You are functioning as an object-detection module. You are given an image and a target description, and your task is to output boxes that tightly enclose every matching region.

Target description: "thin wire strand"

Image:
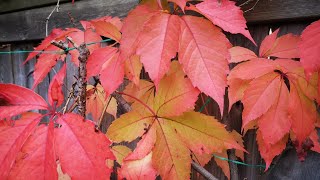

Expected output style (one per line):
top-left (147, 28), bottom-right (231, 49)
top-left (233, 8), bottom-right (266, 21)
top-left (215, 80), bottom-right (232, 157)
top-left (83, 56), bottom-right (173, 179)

top-left (0, 39), bottom-right (113, 55)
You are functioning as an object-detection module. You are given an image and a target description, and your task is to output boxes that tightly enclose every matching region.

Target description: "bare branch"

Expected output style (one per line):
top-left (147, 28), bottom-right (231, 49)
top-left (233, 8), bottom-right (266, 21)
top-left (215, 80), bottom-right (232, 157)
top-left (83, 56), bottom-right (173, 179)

top-left (244, 0), bottom-right (260, 13)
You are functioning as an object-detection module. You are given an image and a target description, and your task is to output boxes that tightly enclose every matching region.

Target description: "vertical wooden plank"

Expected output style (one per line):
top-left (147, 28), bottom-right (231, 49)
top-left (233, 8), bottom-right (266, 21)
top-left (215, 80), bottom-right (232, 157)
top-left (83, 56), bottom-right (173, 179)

top-left (11, 44), bottom-right (28, 87)
top-left (0, 45), bottom-right (14, 83)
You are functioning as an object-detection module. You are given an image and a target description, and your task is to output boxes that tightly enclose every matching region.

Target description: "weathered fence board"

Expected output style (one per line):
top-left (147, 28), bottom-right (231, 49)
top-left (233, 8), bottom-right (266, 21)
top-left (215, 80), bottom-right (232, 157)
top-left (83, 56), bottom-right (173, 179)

top-left (0, 0), bottom-right (138, 42)
top-left (0, 0), bottom-right (70, 14)
top-left (1, 0), bottom-right (320, 42)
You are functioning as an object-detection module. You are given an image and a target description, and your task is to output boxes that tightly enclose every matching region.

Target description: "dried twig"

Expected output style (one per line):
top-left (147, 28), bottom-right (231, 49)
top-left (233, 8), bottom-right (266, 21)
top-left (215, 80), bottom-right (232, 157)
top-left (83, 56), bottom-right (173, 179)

top-left (46, 0), bottom-right (60, 36)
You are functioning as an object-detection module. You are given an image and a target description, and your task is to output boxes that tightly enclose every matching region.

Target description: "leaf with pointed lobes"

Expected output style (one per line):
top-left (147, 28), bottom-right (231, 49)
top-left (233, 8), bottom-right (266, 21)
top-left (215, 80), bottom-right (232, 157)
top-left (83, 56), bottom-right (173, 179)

top-left (119, 5), bottom-right (160, 61)
top-left (260, 30), bottom-right (300, 59)
top-left (86, 46), bottom-right (118, 79)
top-left (55, 113), bottom-right (115, 179)
top-left (178, 15), bottom-right (230, 115)
top-left (299, 20), bottom-right (320, 77)
top-left (154, 63), bottom-right (200, 117)
top-left (242, 72), bottom-right (282, 129)
top-left (169, 112), bottom-right (245, 154)
top-left (228, 58), bottom-right (276, 80)
top-left (81, 16), bottom-right (122, 31)
top-left (228, 46), bottom-right (257, 63)
top-left (90, 20), bottom-right (122, 42)
top-left (86, 84), bottom-right (117, 123)
top-left (120, 152), bottom-right (157, 180)
top-left (8, 122), bottom-right (57, 180)
top-left (259, 29), bottom-right (279, 58)
top-left (100, 52), bottom-right (125, 97)
top-left (288, 81), bottom-right (317, 146)
top-left (153, 119), bottom-right (191, 180)
top-left (123, 80), bottom-right (155, 104)
top-left (187, 0), bottom-right (255, 45)
top-left (258, 79), bottom-right (291, 145)
top-left (32, 45), bottom-right (65, 89)
top-left (25, 28), bottom-right (78, 63)
top-left (0, 84), bottom-right (48, 119)
top-left (257, 130), bottom-right (288, 170)
top-left (124, 55), bottom-right (142, 86)
top-left (48, 63), bottom-right (66, 108)
top-left (136, 13), bottom-right (180, 86)
top-left (0, 113), bottom-right (42, 179)
top-left (68, 29), bottom-right (102, 66)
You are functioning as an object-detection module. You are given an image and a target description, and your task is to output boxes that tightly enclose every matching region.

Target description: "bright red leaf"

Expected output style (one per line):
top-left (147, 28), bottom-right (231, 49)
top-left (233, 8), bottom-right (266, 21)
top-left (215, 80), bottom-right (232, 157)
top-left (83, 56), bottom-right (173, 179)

top-left (8, 122), bottom-right (57, 179)
top-left (90, 20), bottom-right (122, 42)
top-left (120, 5), bottom-right (160, 61)
top-left (299, 20), bottom-right (320, 76)
top-left (229, 46), bottom-right (257, 63)
top-left (188, 0), bottom-right (255, 44)
top-left (55, 113), bottom-right (115, 179)
top-left (0, 84), bottom-right (48, 119)
top-left (178, 15), bottom-right (230, 114)
top-left (0, 113), bottom-right (42, 178)
top-left (48, 63), bottom-right (66, 108)
top-left (136, 13), bottom-right (180, 86)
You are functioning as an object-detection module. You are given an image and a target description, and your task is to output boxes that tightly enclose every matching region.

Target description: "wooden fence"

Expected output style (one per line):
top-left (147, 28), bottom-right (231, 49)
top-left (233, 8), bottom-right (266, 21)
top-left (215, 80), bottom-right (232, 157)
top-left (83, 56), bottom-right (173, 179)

top-left (1, 0), bottom-right (320, 179)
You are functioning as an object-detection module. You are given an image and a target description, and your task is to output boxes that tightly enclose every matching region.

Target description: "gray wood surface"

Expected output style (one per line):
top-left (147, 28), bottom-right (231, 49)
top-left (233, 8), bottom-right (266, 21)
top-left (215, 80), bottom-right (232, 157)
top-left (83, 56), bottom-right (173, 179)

top-left (0, 0), bottom-right (139, 42)
top-left (1, 0), bottom-right (320, 42)
top-left (0, 0), bottom-right (70, 14)
top-left (240, 0), bottom-right (320, 23)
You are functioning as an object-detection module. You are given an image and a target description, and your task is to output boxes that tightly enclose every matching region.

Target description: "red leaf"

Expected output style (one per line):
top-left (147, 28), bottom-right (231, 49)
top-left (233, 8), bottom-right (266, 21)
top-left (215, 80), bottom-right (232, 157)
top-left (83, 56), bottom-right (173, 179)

top-left (136, 13), bottom-right (180, 86)
top-left (90, 21), bottom-right (122, 42)
top-left (228, 58), bottom-right (275, 80)
top-left (0, 84), bottom-right (48, 119)
top-left (48, 63), bottom-right (66, 108)
top-left (55, 113), bottom-right (115, 179)
top-left (189, 0), bottom-right (255, 44)
top-left (100, 52), bottom-right (125, 96)
top-left (310, 130), bottom-right (320, 153)
top-left (257, 130), bottom-right (288, 170)
top-left (228, 46), bottom-right (257, 63)
top-left (33, 45), bottom-right (63, 88)
top-left (0, 113), bottom-right (42, 178)
top-left (258, 79), bottom-right (291, 145)
top-left (120, 5), bottom-right (160, 61)
top-left (227, 78), bottom-right (250, 111)
top-left (259, 29), bottom-right (279, 57)
top-left (266, 33), bottom-right (300, 58)
top-left (178, 15), bottom-right (230, 114)
top-left (120, 153), bottom-right (157, 180)
top-left (8, 122), bottom-right (57, 179)
top-left (242, 72), bottom-right (282, 129)
top-left (299, 20), bottom-right (320, 76)
top-left (288, 81), bottom-right (316, 145)
top-left (86, 46), bottom-right (118, 78)
top-left (25, 29), bottom-right (76, 63)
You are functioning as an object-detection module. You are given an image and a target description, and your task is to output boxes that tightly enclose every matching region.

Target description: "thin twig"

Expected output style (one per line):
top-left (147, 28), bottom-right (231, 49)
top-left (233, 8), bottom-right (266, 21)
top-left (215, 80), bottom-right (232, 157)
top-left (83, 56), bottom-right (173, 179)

top-left (46, 0), bottom-right (60, 36)
top-left (62, 82), bottom-right (77, 114)
top-left (244, 0), bottom-right (260, 13)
